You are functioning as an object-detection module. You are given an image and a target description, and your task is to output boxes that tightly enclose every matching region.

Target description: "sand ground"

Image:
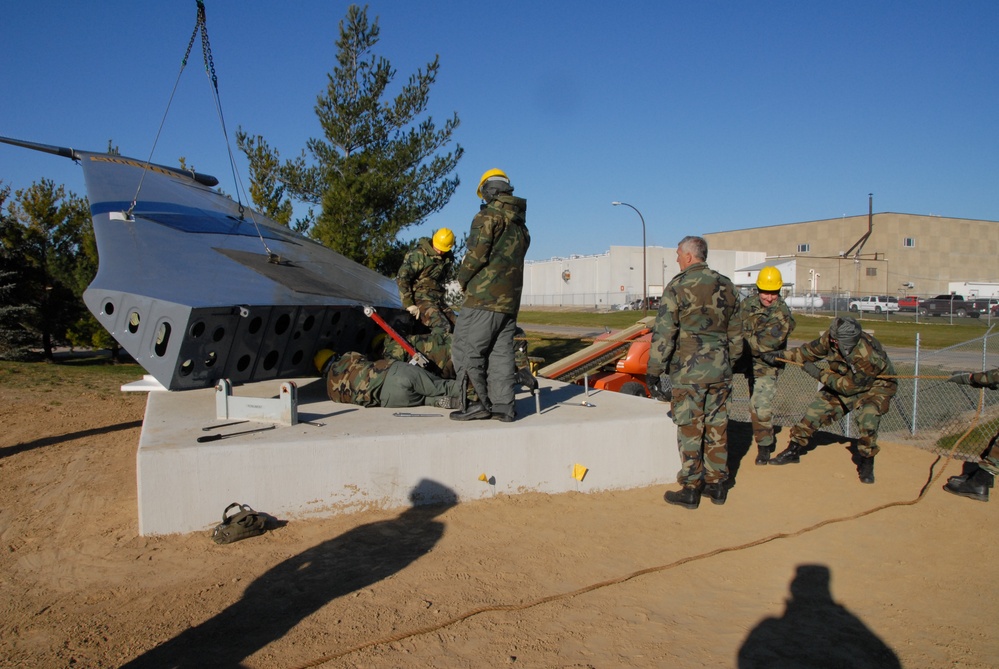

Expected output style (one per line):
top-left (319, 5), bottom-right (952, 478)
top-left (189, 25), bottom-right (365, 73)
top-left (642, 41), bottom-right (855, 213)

top-left (1, 372), bottom-right (996, 668)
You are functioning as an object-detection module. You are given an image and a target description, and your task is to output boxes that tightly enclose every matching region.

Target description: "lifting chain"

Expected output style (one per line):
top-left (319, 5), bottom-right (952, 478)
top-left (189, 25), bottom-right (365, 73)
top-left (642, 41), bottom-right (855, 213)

top-left (182, 0), bottom-right (218, 93)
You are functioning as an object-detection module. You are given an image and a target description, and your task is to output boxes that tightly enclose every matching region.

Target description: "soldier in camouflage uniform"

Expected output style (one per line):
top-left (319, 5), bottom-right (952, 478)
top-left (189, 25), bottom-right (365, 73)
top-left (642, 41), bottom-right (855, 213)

top-left (763, 316), bottom-right (896, 484)
top-left (943, 368), bottom-right (999, 501)
top-left (316, 350), bottom-right (461, 409)
top-left (449, 168), bottom-right (530, 422)
top-left (396, 228), bottom-right (457, 333)
top-left (735, 266), bottom-right (796, 465)
top-left (381, 329), bottom-right (455, 379)
top-left (647, 236), bottom-right (742, 509)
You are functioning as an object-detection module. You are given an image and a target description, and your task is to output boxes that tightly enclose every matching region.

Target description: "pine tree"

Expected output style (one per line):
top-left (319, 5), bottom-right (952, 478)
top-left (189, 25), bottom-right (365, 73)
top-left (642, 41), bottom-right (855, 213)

top-left (1, 179), bottom-right (90, 359)
top-left (0, 183), bottom-right (34, 359)
top-left (237, 4), bottom-right (462, 273)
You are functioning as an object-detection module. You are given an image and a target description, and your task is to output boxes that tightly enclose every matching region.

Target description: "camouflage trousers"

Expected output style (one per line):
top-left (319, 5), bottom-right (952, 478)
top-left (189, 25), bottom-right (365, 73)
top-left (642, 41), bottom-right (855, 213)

top-left (788, 388), bottom-right (886, 457)
top-left (670, 381), bottom-right (732, 486)
top-left (383, 329), bottom-right (455, 379)
top-left (415, 297), bottom-right (456, 334)
top-left (746, 370), bottom-right (779, 448)
top-left (379, 363), bottom-right (460, 408)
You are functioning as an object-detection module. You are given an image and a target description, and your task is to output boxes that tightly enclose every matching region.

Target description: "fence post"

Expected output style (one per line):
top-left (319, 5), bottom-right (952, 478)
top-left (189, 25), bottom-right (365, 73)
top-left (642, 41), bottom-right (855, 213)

top-left (911, 333), bottom-right (920, 436)
top-left (982, 327), bottom-right (991, 371)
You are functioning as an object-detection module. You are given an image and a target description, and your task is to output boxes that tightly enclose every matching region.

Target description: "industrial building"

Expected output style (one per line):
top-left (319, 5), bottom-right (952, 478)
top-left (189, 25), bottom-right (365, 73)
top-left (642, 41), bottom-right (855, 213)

top-left (705, 212), bottom-right (999, 299)
top-left (521, 246), bottom-right (765, 309)
top-left (521, 212), bottom-right (998, 309)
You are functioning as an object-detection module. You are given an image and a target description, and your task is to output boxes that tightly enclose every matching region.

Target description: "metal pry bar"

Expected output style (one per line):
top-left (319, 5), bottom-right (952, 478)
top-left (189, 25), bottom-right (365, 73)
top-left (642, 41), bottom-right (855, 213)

top-left (363, 305), bottom-right (432, 369)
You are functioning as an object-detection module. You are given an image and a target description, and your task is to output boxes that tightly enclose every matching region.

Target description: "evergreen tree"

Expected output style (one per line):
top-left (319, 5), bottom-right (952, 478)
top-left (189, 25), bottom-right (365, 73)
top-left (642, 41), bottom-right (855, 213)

top-left (1, 179), bottom-right (90, 359)
top-left (236, 134), bottom-right (297, 229)
top-left (0, 183), bottom-right (34, 359)
top-left (237, 4), bottom-right (463, 273)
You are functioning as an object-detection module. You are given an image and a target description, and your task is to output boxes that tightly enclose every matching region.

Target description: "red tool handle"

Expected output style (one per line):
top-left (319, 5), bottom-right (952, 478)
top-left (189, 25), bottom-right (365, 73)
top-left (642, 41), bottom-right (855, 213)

top-left (363, 306), bottom-right (426, 364)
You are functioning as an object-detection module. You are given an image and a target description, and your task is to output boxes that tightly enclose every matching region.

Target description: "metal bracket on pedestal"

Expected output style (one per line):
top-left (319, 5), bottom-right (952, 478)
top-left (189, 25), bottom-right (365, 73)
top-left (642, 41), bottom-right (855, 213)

top-left (215, 379), bottom-right (298, 426)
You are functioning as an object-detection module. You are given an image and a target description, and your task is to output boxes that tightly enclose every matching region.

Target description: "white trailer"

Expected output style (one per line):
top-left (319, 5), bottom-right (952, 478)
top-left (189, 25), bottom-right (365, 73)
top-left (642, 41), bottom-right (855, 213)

top-left (948, 282), bottom-right (999, 298)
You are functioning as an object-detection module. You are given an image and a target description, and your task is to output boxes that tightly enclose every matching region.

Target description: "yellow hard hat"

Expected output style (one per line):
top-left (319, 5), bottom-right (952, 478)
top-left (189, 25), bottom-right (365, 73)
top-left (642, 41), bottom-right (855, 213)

top-left (756, 266), bottom-right (783, 292)
top-left (314, 349), bottom-right (336, 374)
top-left (477, 168), bottom-right (509, 198)
top-left (432, 227), bottom-right (455, 252)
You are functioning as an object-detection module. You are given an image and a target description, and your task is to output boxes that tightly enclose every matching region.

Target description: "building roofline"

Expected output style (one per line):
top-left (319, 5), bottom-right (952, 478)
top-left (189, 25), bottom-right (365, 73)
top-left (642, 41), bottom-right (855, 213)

top-left (704, 212), bottom-right (999, 235)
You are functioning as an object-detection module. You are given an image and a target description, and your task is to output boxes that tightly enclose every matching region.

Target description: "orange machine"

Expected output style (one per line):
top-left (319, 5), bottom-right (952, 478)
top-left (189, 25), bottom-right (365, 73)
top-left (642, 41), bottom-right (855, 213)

top-left (536, 317), bottom-right (654, 397)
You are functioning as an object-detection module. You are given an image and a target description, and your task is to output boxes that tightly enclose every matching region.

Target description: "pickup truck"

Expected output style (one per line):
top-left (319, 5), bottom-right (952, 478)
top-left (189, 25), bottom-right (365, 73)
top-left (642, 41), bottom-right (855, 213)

top-left (848, 295), bottom-right (899, 314)
top-left (917, 294), bottom-right (981, 318)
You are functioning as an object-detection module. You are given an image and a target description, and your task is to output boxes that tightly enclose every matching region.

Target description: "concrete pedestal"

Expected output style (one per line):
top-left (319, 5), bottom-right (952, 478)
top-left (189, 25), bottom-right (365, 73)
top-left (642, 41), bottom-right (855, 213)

top-left (136, 377), bottom-right (679, 535)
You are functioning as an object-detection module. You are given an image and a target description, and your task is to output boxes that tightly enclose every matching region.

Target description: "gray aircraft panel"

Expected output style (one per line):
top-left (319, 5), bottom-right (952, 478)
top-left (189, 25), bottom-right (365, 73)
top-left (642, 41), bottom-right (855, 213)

top-left (2, 137), bottom-right (407, 390)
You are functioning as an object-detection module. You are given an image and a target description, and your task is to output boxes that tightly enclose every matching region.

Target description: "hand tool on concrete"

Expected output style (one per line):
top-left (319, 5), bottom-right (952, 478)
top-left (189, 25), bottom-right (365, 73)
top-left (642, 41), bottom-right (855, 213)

top-left (202, 420), bottom-right (249, 431)
top-left (559, 401), bottom-right (596, 408)
top-left (392, 412), bottom-right (442, 417)
top-left (197, 425), bottom-right (276, 442)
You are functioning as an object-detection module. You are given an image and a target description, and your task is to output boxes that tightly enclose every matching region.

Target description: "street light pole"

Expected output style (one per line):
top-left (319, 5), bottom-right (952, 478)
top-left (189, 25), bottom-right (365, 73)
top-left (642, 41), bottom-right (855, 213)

top-left (612, 201), bottom-right (647, 315)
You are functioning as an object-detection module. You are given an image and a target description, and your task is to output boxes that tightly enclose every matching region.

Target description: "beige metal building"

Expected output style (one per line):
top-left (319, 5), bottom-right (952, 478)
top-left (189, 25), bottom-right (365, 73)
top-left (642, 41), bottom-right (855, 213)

top-left (704, 212), bottom-right (999, 299)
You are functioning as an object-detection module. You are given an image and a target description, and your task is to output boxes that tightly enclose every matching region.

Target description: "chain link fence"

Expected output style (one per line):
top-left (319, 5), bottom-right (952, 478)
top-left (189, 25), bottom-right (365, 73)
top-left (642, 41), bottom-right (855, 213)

top-left (728, 329), bottom-right (999, 461)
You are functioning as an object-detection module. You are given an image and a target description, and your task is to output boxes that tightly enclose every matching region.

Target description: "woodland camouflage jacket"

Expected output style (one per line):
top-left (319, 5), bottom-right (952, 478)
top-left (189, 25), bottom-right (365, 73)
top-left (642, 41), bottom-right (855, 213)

top-left (324, 352), bottom-right (392, 407)
top-left (457, 195), bottom-right (530, 314)
top-left (783, 331), bottom-right (897, 401)
top-left (396, 237), bottom-right (454, 309)
top-left (647, 261), bottom-right (742, 384)
top-left (737, 294), bottom-right (796, 376)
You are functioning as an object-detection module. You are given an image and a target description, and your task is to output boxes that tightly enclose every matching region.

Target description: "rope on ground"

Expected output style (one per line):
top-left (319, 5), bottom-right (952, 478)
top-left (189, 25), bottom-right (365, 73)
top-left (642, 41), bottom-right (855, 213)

top-left (289, 388), bottom-right (985, 669)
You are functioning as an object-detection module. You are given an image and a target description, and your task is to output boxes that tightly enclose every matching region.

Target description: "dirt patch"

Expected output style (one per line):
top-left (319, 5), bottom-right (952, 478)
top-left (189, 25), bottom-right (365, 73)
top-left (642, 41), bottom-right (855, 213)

top-left (1, 372), bottom-right (996, 668)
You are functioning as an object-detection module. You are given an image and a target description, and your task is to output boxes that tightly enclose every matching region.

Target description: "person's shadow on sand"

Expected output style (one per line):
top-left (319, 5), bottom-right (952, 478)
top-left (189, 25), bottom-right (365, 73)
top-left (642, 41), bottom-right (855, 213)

top-left (738, 563), bottom-right (901, 669)
top-left (121, 479), bottom-right (457, 668)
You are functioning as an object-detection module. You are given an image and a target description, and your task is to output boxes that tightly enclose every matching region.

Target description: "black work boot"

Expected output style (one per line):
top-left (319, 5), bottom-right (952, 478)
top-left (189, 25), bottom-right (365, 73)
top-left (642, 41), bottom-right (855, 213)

top-left (858, 456), bottom-right (875, 484)
top-left (947, 462), bottom-right (995, 489)
top-left (943, 467), bottom-right (993, 502)
top-left (702, 482), bottom-right (728, 505)
top-left (449, 403), bottom-right (491, 421)
top-left (755, 445), bottom-right (774, 466)
top-left (771, 444), bottom-right (802, 465)
top-left (664, 485), bottom-right (702, 509)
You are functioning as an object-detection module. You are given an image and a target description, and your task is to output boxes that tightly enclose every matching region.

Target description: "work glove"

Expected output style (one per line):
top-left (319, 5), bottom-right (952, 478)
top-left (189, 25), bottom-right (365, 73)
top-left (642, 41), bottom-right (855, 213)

top-left (406, 305), bottom-right (420, 318)
top-left (802, 361), bottom-right (823, 380)
top-left (516, 367), bottom-right (539, 393)
top-left (646, 373), bottom-right (672, 402)
top-left (760, 351), bottom-right (782, 366)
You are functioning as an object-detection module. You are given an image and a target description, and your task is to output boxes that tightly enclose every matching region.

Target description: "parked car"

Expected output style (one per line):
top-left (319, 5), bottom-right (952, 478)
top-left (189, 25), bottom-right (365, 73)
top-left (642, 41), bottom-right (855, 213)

top-left (848, 295), bottom-right (900, 314)
top-left (617, 296), bottom-right (660, 311)
top-left (917, 294), bottom-right (981, 318)
top-left (970, 297), bottom-right (999, 315)
top-left (897, 296), bottom-right (919, 312)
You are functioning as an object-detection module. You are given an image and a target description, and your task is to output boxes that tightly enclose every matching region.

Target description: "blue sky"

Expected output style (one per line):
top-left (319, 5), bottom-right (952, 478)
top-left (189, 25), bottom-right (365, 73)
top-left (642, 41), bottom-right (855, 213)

top-left (2, 1), bottom-right (997, 261)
